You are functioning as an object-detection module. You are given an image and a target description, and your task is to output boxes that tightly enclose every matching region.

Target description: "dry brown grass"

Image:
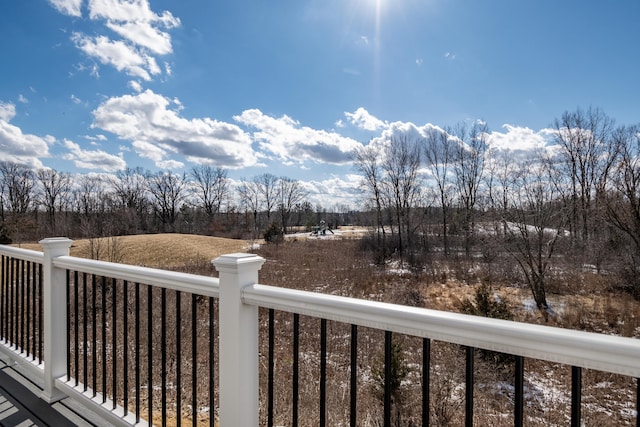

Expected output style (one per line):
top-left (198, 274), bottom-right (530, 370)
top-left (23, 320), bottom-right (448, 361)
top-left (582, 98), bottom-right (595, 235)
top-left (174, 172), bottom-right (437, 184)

top-left (16, 233), bottom-right (252, 268)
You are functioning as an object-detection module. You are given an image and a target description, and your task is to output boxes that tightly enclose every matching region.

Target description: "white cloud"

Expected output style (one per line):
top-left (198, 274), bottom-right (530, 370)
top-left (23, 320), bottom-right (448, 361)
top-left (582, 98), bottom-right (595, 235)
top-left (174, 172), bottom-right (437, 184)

top-left (106, 20), bottom-right (174, 55)
top-left (444, 52), bottom-right (456, 60)
top-left (128, 80), bottom-right (143, 92)
top-left (72, 33), bottom-right (159, 81)
top-left (0, 102), bottom-right (16, 121)
top-left (301, 174), bottom-right (363, 207)
top-left (0, 102), bottom-right (49, 168)
top-left (234, 109), bottom-right (363, 165)
top-left (92, 90), bottom-right (257, 169)
top-left (344, 107), bottom-right (388, 131)
top-left (158, 159), bottom-right (184, 170)
top-left (54, 1), bottom-right (180, 81)
top-left (88, 0), bottom-right (179, 27)
top-left (132, 139), bottom-right (167, 162)
top-left (47, 0), bottom-right (83, 17)
top-left (63, 139), bottom-right (127, 171)
top-left (71, 94), bottom-right (82, 104)
top-left (18, 94), bottom-right (29, 104)
top-left (488, 125), bottom-right (557, 160)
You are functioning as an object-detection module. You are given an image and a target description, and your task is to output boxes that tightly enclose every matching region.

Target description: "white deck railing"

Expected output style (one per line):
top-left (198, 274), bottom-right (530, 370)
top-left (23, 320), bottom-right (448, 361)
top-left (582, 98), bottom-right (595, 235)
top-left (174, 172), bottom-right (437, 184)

top-left (1, 237), bottom-right (640, 426)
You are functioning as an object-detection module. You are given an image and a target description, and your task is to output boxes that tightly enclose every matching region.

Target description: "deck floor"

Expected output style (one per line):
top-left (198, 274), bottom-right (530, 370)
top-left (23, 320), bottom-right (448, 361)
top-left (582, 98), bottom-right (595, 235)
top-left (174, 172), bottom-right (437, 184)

top-left (0, 359), bottom-right (108, 427)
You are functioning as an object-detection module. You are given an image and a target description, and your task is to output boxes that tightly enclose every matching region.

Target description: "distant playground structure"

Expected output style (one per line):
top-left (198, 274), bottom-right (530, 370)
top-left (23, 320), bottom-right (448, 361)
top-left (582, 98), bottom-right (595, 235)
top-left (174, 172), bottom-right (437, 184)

top-left (311, 220), bottom-right (334, 236)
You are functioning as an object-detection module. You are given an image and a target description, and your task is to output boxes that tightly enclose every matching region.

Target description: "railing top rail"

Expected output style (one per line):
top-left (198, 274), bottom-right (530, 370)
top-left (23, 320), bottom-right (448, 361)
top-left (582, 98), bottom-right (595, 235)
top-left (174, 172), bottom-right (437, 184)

top-left (53, 255), bottom-right (220, 298)
top-left (244, 283), bottom-right (640, 378)
top-left (0, 245), bottom-right (44, 264)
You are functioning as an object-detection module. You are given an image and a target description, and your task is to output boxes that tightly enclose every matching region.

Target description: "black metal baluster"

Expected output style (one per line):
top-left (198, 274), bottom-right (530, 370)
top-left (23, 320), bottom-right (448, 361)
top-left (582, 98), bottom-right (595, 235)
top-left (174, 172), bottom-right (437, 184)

top-left (20, 259), bottom-right (27, 351)
top-left (292, 313), bottom-right (300, 427)
top-left (0, 256), bottom-right (4, 341)
top-left (423, 338), bottom-right (431, 427)
top-left (515, 356), bottom-right (524, 427)
top-left (636, 378), bottom-right (639, 427)
top-left (465, 346), bottom-right (475, 427)
top-left (111, 278), bottom-right (118, 409)
top-left (112, 278), bottom-right (118, 410)
top-left (571, 366), bottom-right (581, 427)
top-left (1, 256), bottom-right (5, 341)
top-left (384, 331), bottom-right (392, 427)
top-left (25, 261), bottom-right (31, 358)
top-left (92, 274), bottom-right (97, 396)
top-left (135, 283), bottom-right (141, 423)
top-left (19, 259), bottom-right (25, 352)
top-left (176, 290), bottom-right (182, 427)
top-left (191, 293), bottom-right (197, 427)
top-left (9, 258), bottom-right (14, 347)
top-left (350, 324), bottom-right (357, 427)
top-left (38, 263), bottom-right (43, 363)
top-left (268, 309), bottom-right (275, 427)
top-left (161, 287), bottom-right (167, 427)
top-left (66, 270), bottom-right (71, 381)
top-left (123, 280), bottom-right (129, 416)
top-left (320, 318), bottom-right (327, 427)
top-left (83, 273), bottom-right (88, 391)
top-left (208, 297), bottom-right (214, 427)
top-left (101, 276), bottom-right (107, 403)
top-left (74, 270), bottom-right (79, 385)
top-left (31, 261), bottom-right (38, 361)
top-left (148, 285), bottom-right (154, 426)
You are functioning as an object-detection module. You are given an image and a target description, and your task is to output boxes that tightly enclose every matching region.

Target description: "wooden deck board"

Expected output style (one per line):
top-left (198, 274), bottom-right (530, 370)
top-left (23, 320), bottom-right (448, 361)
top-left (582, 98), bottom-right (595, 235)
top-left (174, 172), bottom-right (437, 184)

top-left (0, 366), bottom-right (79, 427)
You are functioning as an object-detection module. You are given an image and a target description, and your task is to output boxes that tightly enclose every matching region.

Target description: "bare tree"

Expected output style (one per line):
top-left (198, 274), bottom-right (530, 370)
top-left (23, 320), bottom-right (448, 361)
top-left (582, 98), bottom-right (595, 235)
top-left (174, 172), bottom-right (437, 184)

top-left (452, 121), bottom-right (488, 257)
top-left (382, 134), bottom-right (422, 264)
top-left (0, 162), bottom-right (37, 241)
top-left (237, 178), bottom-right (262, 233)
top-left (146, 171), bottom-right (188, 232)
top-left (553, 107), bottom-right (616, 245)
top-left (505, 155), bottom-right (567, 314)
top-left (423, 126), bottom-right (454, 257)
top-left (603, 125), bottom-right (640, 296)
top-left (277, 177), bottom-right (308, 234)
top-left (353, 144), bottom-right (387, 260)
top-left (0, 162), bottom-right (36, 215)
top-left (254, 173), bottom-right (280, 223)
top-left (73, 174), bottom-right (110, 237)
top-left (484, 147), bottom-right (519, 236)
top-left (36, 168), bottom-right (72, 232)
top-left (191, 165), bottom-right (229, 217)
top-left (109, 167), bottom-right (149, 234)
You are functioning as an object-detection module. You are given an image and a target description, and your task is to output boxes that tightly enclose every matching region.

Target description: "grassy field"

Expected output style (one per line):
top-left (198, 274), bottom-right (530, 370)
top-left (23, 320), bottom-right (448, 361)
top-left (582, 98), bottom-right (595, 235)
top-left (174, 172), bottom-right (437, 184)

top-left (15, 233), bottom-right (253, 268)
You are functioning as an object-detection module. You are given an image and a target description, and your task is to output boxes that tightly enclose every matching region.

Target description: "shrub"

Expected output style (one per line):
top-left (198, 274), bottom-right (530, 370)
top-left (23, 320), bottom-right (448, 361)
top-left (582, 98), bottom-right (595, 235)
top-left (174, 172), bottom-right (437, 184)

top-left (263, 222), bottom-right (284, 244)
top-left (460, 282), bottom-right (514, 363)
top-left (459, 282), bottom-right (513, 321)
top-left (0, 222), bottom-right (11, 245)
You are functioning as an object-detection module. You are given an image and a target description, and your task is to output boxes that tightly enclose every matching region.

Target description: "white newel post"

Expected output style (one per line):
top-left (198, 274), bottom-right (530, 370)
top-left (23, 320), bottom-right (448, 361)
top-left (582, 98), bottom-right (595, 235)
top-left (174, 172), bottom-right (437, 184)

top-left (40, 237), bottom-right (73, 403)
top-left (213, 253), bottom-right (265, 427)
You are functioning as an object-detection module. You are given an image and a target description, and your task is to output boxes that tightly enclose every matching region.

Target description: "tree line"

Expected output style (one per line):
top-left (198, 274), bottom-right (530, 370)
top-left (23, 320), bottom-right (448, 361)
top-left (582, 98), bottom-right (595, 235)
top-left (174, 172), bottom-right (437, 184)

top-left (354, 106), bottom-right (640, 312)
top-left (0, 164), bottom-right (355, 246)
top-left (3, 106), bottom-right (640, 312)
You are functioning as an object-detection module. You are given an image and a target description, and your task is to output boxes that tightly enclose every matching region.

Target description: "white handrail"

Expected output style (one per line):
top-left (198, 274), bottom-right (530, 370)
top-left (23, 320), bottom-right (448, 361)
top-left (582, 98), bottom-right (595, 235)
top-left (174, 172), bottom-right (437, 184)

top-left (243, 283), bottom-right (640, 378)
top-left (0, 245), bottom-right (44, 264)
top-left (53, 255), bottom-right (220, 298)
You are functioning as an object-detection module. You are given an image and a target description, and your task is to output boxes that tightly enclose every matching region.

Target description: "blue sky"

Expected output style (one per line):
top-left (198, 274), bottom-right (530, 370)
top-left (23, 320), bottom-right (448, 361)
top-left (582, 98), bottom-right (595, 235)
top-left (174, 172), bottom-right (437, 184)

top-left (1, 0), bottom-right (639, 206)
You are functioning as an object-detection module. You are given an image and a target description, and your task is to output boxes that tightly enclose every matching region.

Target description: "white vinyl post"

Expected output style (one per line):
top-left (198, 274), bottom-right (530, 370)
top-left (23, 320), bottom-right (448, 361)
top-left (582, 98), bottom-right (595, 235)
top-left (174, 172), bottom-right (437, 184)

top-left (213, 253), bottom-right (265, 427)
top-left (40, 237), bottom-right (73, 403)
